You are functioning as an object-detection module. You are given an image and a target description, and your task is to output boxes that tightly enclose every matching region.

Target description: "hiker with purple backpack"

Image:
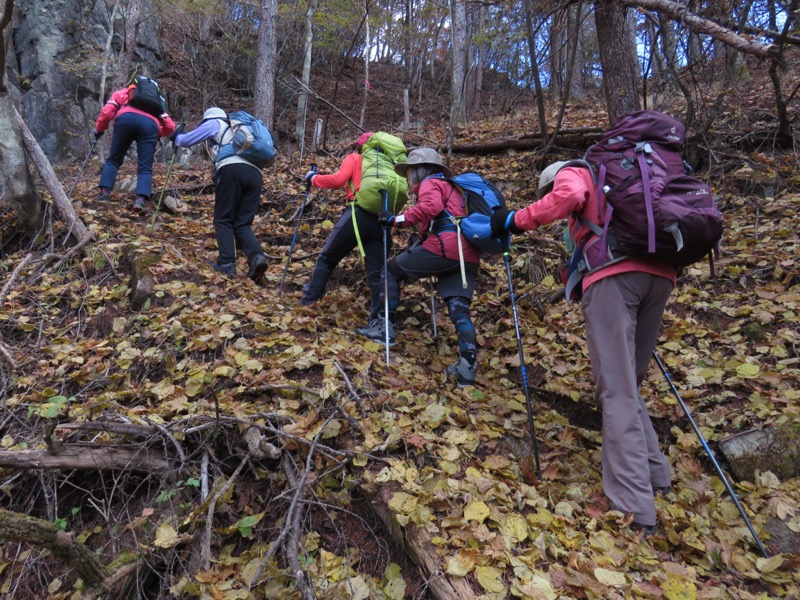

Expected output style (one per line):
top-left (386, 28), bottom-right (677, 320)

top-left (491, 111), bottom-right (722, 535)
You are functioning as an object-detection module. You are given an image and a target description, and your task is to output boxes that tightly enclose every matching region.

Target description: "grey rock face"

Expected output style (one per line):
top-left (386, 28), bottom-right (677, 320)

top-left (13, 0), bottom-right (163, 161)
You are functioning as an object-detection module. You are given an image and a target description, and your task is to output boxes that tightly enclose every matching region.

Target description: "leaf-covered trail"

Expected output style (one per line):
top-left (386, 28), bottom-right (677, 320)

top-left (1, 134), bottom-right (799, 598)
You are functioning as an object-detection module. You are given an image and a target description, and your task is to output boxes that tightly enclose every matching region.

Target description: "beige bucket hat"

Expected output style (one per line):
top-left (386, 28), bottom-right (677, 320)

top-left (394, 148), bottom-right (454, 178)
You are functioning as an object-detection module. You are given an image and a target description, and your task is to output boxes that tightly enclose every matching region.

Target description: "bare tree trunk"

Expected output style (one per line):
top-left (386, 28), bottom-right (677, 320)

top-left (255, 0), bottom-right (278, 129)
top-left (113, 0), bottom-right (143, 89)
top-left (449, 0), bottom-right (467, 126)
top-left (359, 10), bottom-right (370, 128)
top-left (295, 0), bottom-right (319, 154)
top-left (0, 1), bottom-right (41, 233)
top-left (595, 0), bottom-right (641, 124)
top-left (523, 0), bottom-right (548, 148)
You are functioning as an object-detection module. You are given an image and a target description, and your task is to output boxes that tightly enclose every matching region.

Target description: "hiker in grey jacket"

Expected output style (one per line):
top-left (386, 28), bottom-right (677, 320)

top-left (172, 107), bottom-right (267, 281)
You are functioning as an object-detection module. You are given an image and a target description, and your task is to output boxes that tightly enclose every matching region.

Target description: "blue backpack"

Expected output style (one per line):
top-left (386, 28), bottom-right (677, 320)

top-left (216, 111), bottom-right (276, 169)
top-left (439, 172), bottom-right (507, 254)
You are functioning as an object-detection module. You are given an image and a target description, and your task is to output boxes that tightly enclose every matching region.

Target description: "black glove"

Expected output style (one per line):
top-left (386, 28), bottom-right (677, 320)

top-left (94, 130), bottom-right (104, 140)
top-left (378, 210), bottom-right (395, 227)
top-left (169, 122), bottom-right (186, 143)
top-left (490, 208), bottom-right (523, 237)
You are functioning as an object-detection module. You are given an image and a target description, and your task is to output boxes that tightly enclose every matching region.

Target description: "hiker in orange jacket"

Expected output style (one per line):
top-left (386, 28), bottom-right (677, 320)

top-left (491, 162), bottom-right (677, 535)
top-left (94, 78), bottom-right (176, 212)
top-left (300, 132), bottom-right (392, 334)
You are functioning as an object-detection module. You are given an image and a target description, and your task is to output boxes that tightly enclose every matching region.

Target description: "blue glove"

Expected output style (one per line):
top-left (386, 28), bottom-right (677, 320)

top-left (94, 130), bottom-right (104, 140)
top-left (304, 171), bottom-right (316, 183)
top-left (490, 208), bottom-right (523, 237)
top-left (378, 210), bottom-right (395, 227)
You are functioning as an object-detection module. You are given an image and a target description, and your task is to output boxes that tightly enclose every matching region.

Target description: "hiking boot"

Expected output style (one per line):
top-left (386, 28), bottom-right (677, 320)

top-left (98, 187), bottom-right (112, 201)
top-left (630, 522), bottom-right (657, 537)
top-left (355, 318), bottom-right (395, 346)
top-left (213, 262), bottom-right (236, 276)
top-left (446, 354), bottom-right (477, 387)
top-left (653, 485), bottom-right (672, 497)
top-left (247, 254), bottom-right (268, 282)
top-left (132, 195), bottom-right (147, 212)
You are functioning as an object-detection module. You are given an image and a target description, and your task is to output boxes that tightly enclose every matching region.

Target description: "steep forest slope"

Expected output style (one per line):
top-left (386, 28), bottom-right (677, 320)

top-left (1, 55), bottom-right (799, 599)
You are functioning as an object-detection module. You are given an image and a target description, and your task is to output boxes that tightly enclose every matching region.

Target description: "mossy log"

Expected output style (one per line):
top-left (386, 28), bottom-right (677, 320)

top-left (0, 508), bottom-right (109, 588)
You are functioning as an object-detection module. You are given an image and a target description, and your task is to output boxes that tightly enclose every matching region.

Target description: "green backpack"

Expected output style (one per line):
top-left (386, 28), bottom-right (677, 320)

top-left (354, 132), bottom-right (409, 214)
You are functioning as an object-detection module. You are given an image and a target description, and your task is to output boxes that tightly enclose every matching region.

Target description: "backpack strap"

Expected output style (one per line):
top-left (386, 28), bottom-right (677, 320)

top-left (351, 202), bottom-right (366, 258)
top-left (634, 142), bottom-right (657, 253)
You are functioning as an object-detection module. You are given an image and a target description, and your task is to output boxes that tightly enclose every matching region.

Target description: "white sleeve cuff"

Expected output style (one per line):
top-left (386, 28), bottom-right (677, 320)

top-left (395, 214), bottom-right (406, 225)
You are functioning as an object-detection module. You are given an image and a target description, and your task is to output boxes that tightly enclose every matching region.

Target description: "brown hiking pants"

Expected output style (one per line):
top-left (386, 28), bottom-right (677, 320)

top-left (582, 271), bottom-right (673, 526)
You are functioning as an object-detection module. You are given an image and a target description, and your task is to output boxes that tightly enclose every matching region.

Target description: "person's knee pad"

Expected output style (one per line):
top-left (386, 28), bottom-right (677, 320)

top-left (445, 296), bottom-right (472, 323)
top-left (445, 296), bottom-right (476, 352)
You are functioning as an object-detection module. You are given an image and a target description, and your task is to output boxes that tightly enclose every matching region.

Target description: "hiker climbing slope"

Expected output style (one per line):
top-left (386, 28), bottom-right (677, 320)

top-left (376, 148), bottom-right (480, 387)
top-left (95, 75), bottom-right (176, 212)
top-left (172, 107), bottom-right (271, 281)
top-left (300, 132), bottom-right (408, 336)
top-left (492, 158), bottom-right (675, 533)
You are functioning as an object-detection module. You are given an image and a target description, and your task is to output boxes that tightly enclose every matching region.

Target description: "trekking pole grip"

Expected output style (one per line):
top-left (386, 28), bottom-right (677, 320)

top-left (307, 163), bottom-right (317, 190)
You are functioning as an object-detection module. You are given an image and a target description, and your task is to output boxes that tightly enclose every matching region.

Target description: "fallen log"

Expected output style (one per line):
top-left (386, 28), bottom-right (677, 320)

top-left (0, 508), bottom-right (110, 587)
top-left (0, 446), bottom-right (170, 474)
top-left (363, 482), bottom-right (478, 600)
top-left (453, 127), bottom-right (603, 154)
top-left (449, 127), bottom-right (604, 154)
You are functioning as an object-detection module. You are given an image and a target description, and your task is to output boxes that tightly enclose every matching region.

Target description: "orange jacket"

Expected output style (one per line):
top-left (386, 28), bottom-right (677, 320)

top-left (311, 153), bottom-right (362, 200)
top-left (95, 86), bottom-right (176, 137)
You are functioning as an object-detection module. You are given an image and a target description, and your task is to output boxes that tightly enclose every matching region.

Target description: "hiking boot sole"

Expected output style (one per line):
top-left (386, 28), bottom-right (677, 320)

top-left (248, 261), bottom-right (267, 282)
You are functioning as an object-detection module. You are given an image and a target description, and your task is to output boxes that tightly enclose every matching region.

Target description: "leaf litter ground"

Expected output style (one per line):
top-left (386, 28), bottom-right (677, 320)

top-left (1, 115), bottom-right (799, 599)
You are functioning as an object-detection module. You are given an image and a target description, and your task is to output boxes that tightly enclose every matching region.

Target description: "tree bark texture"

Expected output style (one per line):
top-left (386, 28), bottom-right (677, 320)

top-left (594, 0), bottom-right (641, 125)
top-left (0, 446), bottom-right (170, 473)
top-left (449, 0), bottom-right (468, 126)
top-left (295, 0), bottom-right (318, 151)
top-left (255, 0), bottom-right (278, 129)
top-left (12, 106), bottom-right (89, 242)
top-left (0, 508), bottom-right (109, 587)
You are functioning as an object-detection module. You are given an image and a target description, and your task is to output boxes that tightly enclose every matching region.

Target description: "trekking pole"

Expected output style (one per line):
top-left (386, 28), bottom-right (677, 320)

top-left (381, 189), bottom-right (391, 370)
top-left (429, 279), bottom-right (438, 337)
top-left (67, 138), bottom-right (99, 198)
top-left (279, 164), bottom-right (316, 295)
top-left (501, 235), bottom-right (542, 479)
top-left (149, 148), bottom-right (178, 234)
top-left (653, 350), bottom-right (769, 557)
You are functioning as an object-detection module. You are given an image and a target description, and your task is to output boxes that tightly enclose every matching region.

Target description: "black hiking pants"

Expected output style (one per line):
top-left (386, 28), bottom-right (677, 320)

top-left (302, 204), bottom-right (392, 322)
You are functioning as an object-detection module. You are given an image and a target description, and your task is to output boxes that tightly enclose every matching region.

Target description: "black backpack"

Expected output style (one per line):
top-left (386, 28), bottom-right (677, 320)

top-left (127, 76), bottom-right (166, 118)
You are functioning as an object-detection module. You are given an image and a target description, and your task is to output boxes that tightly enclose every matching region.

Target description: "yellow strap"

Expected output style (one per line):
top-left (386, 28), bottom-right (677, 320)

top-left (352, 203), bottom-right (366, 258)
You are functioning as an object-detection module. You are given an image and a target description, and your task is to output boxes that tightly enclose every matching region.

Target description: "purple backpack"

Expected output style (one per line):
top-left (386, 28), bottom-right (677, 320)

top-left (562, 111), bottom-right (723, 300)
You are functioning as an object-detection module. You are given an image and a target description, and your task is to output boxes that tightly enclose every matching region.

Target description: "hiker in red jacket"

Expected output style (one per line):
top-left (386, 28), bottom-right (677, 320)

top-left (491, 162), bottom-right (676, 534)
top-left (376, 148), bottom-right (479, 387)
top-left (300, 132), bottom-right (391, 334)
top-left (94, 78), bottom-right (176, 212)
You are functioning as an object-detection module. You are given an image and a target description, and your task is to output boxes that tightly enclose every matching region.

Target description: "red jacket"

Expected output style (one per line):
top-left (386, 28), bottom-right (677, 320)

top-left (401, 177), bottom-right (480, 263)
top-left (514, 166), bottom-right (676, 292)
top-left (311, 153), bottom-right (362, 200)
top-left (95, 86), bottom-right (176, 137)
